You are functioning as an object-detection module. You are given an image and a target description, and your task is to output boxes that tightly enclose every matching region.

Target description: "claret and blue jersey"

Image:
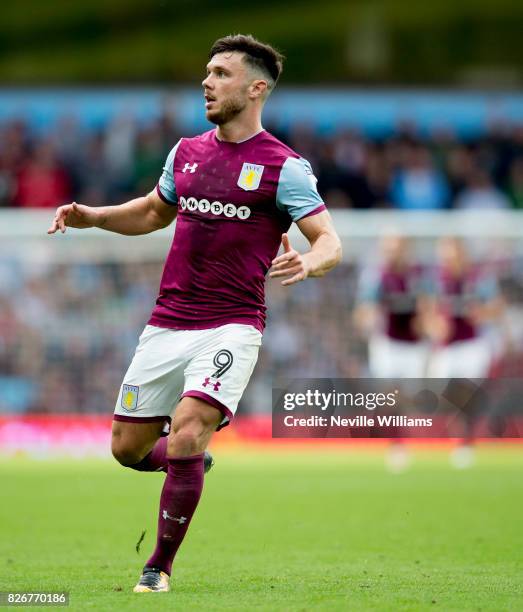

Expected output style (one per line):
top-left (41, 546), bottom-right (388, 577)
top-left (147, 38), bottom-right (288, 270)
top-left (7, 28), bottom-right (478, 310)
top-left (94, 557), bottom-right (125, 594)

top-left (151, 128), bottom-right (326, 333)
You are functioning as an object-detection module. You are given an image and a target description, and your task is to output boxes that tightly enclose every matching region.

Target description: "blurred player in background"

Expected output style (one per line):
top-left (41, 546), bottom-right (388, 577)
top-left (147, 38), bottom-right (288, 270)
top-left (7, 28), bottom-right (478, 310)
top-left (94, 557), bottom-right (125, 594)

top-left (423, 237), bottom-right (503, 467)
top-left (48, 34), bottom-right (341, 593)
top-left (355, 235), bottom-right (429, 378)
top-left (354, 234), bottom-right (429, 471)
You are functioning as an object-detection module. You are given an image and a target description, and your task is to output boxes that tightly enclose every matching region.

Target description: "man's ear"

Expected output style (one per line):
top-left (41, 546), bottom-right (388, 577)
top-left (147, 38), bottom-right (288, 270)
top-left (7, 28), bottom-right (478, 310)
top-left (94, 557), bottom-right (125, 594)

top-left (248, 79), bottom-right (269, 100)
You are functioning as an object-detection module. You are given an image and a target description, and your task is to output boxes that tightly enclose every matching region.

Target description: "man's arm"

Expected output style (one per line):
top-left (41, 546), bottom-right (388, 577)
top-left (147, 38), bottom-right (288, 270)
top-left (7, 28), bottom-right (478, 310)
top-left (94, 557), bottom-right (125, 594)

top-left (47, 188), bottom-right (177, 236)
top-left (353, 269), bottom-right (382, 336)
top-left (269, 210), bottom-right (342, 286)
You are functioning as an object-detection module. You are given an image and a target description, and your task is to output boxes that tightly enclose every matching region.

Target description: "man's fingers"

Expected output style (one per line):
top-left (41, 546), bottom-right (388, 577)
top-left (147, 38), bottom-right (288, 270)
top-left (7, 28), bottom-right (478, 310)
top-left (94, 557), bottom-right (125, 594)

top-left (281, 233), bottom-right (291, 253)
top-left (271, 256), bottom-right (297, 270)
top-left (269, 265), bottom-right (301, 278)
top-left (48, 203), bottom-right (76, 236)
top-left (281, 271), bottom-right (305, 286)
top-left (269, 265), bottom-right (302, 278)
top-left (52, 208), bottom-right (67, 233)
top-left (48, 210), bottom-right (63, 234)
top-left (272, 250), bottom-right (298, 266)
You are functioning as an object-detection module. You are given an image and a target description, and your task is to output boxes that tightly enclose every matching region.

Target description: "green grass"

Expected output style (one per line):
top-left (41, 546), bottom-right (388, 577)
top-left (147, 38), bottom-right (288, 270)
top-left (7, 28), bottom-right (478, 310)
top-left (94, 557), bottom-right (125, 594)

top-left (0, 446), bottom-right (522, 611)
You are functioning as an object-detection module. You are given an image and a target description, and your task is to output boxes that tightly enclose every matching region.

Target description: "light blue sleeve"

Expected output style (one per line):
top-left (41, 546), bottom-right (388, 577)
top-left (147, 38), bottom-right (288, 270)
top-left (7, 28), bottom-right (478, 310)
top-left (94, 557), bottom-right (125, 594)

top-left (476, 275), bottom-right (499, 301)
top-left (157, 140), bottom-right (181, 204)
top-left (357, 269), bottom-right (381, 304)
top-left (276, 156), bottom-right (325, 222)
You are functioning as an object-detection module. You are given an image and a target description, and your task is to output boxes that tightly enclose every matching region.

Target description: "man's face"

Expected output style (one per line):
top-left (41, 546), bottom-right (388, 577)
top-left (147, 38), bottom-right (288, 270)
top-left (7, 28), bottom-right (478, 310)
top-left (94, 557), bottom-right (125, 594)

top-left (202, 52), bottom-right (251, 125)
top-left (438, 238), bottom-right (466, 270)
top-left (381, 235), bottom-right (408, 267)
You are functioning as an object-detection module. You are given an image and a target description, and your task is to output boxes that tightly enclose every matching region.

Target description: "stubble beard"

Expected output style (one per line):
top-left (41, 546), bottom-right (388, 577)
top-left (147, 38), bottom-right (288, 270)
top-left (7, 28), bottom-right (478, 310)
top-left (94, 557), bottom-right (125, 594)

top-left (207, 93), bottom-right (247, 126)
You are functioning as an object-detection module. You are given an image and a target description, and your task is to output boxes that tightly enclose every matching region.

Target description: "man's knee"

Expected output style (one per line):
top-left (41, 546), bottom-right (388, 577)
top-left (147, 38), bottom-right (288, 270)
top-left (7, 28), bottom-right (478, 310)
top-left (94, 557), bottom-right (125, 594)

top-left (167, 426), bottom-right (201, 456)
top-left (167, 397), bottom-right (223, 457)
top-left (111, 419), bottom-right (165, 467)
top-left (111, 438), bottom-right (144, 467)
top-left (168, 419), bottom-right (216, 457)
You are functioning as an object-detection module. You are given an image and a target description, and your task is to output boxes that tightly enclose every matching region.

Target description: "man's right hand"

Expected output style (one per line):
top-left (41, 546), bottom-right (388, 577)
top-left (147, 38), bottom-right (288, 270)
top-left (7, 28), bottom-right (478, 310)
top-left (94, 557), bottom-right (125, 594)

top-left (47, 202), bottom-right (102, 234)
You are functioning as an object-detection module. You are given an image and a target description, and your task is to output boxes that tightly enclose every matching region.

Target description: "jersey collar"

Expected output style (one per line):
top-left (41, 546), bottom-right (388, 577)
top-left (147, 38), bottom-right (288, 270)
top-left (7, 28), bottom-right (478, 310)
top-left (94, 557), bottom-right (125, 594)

top-left (214, 128), bottom-right (265, 145)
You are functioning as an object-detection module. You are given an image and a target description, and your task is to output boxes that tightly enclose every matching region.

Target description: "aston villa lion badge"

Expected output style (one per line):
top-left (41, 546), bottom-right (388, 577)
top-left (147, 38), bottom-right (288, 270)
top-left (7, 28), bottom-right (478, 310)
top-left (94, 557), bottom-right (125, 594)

top-left (237, 163), bottom-right (264, 191)
top-left (121, 384), bottom-right (139, 411)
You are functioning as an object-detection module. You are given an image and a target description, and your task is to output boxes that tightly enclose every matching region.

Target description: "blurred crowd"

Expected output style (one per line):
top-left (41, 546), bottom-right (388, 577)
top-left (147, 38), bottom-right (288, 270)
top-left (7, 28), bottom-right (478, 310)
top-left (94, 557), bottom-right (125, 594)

top-left (1, 112), bottom-right (523, 210)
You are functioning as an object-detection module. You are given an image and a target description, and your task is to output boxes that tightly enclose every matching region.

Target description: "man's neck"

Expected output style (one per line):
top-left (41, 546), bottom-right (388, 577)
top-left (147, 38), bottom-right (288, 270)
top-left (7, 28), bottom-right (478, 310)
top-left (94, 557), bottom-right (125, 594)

top-left (216, 117), bottom-right (264, 143)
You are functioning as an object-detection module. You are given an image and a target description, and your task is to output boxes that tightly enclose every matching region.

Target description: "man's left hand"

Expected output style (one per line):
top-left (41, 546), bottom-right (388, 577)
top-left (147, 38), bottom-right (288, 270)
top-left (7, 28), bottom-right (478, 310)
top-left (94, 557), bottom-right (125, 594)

top-left (269, 233), bottom-right (310, 286)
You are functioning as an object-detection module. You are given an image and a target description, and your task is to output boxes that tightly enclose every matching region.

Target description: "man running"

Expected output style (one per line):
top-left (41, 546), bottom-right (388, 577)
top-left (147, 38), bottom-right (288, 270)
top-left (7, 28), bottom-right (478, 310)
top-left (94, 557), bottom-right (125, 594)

top-left (48, 34), bottom-right (342, 593)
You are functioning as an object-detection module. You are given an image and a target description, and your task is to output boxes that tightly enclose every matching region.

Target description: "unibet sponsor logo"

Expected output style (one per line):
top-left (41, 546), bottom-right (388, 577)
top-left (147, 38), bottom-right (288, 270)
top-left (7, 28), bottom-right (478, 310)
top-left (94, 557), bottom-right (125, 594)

top-left (179, 196), bottom-right (251, 220)
top-left (186, 197), bottom-right (198, 211)
top-left (211, 201), bottom-right (223, 215)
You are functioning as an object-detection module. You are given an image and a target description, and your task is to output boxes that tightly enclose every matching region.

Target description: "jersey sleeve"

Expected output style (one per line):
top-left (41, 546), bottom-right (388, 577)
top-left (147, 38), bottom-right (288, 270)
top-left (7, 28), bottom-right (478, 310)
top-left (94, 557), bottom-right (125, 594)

top-left (357, 269), bottom-right (382, 304)
top-left (276, 157), bottom-right (326, 222)
top-left (156, 140), bottom-right (181, 205)
top-left (475, 275), bottom-right (499, 301)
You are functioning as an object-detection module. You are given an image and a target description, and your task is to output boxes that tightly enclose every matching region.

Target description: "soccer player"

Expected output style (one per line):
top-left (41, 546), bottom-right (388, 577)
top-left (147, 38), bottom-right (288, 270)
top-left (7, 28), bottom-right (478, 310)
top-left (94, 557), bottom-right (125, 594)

top-left (424, 237), bottom-right (502, 467)
top-left (47, 34), bottom-right (341, 593)
top-left (355, 234), bottom-right (429, 379)
top-left (354, 234), bottom-right (429, 471)
top-left (425, 237), bottom-right (501, 379)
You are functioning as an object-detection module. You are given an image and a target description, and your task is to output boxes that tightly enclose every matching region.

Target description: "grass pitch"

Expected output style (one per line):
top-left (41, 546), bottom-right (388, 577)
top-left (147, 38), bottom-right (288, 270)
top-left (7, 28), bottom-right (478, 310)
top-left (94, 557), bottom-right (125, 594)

top-left (0, 445), bottom-right (522, 611)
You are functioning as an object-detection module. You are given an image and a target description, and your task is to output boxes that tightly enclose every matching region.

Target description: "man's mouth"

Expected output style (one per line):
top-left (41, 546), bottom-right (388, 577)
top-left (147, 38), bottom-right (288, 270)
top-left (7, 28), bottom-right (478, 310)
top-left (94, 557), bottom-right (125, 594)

top-left (204, 93), bottom-right (216, 109)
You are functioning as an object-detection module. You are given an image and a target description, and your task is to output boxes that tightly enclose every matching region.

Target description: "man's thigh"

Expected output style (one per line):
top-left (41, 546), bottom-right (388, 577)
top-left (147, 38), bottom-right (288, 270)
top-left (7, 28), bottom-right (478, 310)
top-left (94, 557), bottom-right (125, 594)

top-left (113, 325), bottom-right (187, 427)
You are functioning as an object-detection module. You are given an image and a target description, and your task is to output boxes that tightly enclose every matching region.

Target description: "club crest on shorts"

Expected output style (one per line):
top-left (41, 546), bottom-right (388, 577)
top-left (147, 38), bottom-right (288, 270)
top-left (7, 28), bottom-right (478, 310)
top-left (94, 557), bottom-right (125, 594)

top-left (121, 384), bottom-right (139, 411)
top-left (237, 163), bottom-right (264, 191)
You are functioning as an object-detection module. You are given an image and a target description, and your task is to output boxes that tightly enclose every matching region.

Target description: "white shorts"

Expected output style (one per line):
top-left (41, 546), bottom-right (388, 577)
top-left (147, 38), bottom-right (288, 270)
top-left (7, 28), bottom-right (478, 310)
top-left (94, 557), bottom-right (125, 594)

top-left (113, 324), bottom-right (262, 431)
top-left (369, 335), bottom-right (430, 378)
top-left (427, 337), bottom-right (492, 379)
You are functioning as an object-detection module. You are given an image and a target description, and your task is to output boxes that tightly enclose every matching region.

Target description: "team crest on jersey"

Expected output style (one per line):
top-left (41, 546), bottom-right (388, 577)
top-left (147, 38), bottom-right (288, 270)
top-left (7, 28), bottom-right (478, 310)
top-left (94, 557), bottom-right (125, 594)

top-left (237, 163), bottom-right (264, 191)
top-left (121, 384), bottom-right (139, 411)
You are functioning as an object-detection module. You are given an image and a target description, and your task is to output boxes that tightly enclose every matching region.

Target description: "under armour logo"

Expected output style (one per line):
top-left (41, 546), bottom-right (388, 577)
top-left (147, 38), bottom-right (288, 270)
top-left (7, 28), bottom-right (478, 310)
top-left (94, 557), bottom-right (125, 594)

top-left (182, 162), bottom-right (198, 173)
top-left (163, 510), bottom-right (187, 524)
top-left (202, 377), bottom-right (221, 392)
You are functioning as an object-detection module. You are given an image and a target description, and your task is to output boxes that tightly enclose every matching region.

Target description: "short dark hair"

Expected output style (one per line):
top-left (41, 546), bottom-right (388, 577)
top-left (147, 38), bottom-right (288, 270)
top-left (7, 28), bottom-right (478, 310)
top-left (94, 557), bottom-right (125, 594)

top-left (209, 34), bottom-right (284, 90)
